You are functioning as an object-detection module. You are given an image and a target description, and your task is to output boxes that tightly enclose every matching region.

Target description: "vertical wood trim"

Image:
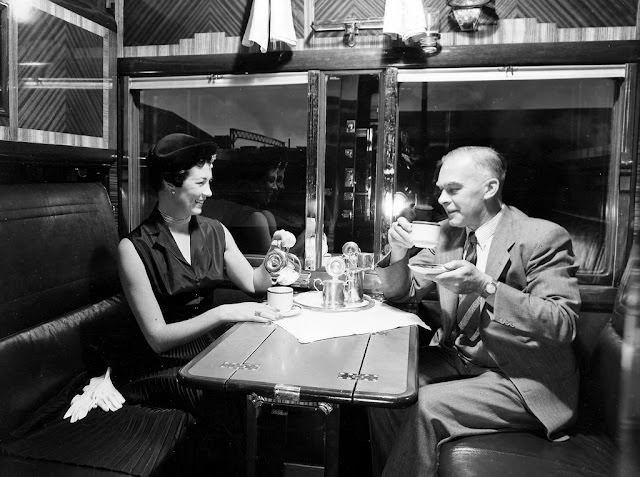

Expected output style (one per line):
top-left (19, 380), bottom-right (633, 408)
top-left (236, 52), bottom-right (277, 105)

top-left (7, 0), bottom-right (17, 139)
top-left (609, 72), bottom-right (626, 283)
top-left (376, 67), bottom-right (398, 260)
top-left (103, 34), bottom-right (110, 144)
top-left (306, 69), bottom-right (322, 270)
top-left (125, 80), bottom-right (141, 232)
top-left (114, 0), bottom-right (123, 58)
top-left (625, 64), bottom-right (640, 244)
top-left (107, 29), bottom-right (117, 149)
top-left (303, 0), bottom-right (315, 43)
top-left (636, 0), bottom-right (640, 40)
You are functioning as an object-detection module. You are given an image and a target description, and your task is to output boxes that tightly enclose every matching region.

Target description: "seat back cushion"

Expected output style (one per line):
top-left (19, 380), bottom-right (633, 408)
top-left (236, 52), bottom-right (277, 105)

top-left (0, 183), bottom-right (120, 339)
top-left (0, 296), bottom-right (146, 439)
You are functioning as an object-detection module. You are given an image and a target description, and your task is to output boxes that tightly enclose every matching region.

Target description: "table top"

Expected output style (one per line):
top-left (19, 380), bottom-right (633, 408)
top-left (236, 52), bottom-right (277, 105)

top-left (179, 322), bottom-right (419, 407)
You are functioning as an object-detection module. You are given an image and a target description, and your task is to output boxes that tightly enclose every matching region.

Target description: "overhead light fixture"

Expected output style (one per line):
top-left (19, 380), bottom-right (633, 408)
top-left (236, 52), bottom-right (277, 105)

top-left (447, 0), bottom-right (490, 32)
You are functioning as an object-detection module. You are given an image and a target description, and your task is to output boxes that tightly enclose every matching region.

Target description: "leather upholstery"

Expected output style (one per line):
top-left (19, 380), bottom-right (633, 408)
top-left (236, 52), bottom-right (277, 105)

top-left (0, 183), bottom-right (192, 476)
top-left (0, 183), bottom-right (120, 339)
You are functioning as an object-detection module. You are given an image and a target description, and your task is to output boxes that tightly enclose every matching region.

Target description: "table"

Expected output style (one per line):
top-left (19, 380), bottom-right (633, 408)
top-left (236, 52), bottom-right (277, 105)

top-left (179, 321), bottom-right (419, 476)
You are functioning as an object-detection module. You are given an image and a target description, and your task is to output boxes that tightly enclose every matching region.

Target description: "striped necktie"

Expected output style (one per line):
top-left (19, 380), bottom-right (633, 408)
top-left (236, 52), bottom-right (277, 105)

top-left (456, 232), bottom-right (481, 341)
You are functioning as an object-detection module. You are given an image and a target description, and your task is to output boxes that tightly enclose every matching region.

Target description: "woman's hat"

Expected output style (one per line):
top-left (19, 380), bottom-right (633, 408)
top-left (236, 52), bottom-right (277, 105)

top-left (149, 133), bottom-right (217, 172)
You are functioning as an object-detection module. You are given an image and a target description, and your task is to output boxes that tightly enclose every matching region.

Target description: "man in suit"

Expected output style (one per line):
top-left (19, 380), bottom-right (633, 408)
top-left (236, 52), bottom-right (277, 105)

top-left (369, 146), bottom-right (581, 476)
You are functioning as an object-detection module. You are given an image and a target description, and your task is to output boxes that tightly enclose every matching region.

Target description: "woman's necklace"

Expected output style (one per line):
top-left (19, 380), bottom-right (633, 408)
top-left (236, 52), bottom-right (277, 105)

top-left (159, 209), bottom-right (191, 226)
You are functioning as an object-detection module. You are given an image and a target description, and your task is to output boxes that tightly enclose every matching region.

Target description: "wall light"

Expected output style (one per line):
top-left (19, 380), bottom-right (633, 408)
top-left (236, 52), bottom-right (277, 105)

top-left (447, 0), bottom-right (490, 32)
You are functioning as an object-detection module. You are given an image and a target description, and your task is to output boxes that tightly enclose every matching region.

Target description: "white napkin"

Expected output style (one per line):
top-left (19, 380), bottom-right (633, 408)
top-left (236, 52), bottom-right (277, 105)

top-left (383, 0), bottom-right (427, 43)
top-left (275, 300), bottom-right (428, 343)
top-left (242, 0), bottom-right (297, 53)
top-left (63, 367), bottom-right (125, 423)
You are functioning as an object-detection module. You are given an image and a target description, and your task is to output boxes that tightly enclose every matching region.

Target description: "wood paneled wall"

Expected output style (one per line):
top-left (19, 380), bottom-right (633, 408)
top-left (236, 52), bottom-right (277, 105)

top-left (119, 0), bottom-right (639, 57)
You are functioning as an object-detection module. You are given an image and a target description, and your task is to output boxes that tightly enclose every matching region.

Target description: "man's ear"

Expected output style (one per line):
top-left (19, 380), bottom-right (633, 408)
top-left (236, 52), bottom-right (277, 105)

top-left (484, 178), bottom-right (500, 200)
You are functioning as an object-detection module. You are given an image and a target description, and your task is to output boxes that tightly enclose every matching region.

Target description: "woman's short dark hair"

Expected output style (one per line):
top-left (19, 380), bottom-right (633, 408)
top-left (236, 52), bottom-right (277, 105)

top-left (147, 133), bottom-right (217, 191)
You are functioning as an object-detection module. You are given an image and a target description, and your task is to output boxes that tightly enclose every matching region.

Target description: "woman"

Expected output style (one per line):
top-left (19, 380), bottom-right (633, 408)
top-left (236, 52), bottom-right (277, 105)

top-left (117, 133), bottom-right (294, 475)
top-left (118, 133), bottom-right (292, 358)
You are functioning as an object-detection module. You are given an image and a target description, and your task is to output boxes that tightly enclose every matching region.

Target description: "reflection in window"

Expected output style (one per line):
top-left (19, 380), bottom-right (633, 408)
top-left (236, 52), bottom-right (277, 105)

top-left (139, 83), bottom-right (307, 255)
top-left (398, 75), bottom-right (622, 281)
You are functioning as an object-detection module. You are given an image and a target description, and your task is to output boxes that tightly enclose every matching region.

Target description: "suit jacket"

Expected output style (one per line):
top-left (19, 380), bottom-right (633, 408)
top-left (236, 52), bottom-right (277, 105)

top-left (377, 205), bottom-right (581, 437)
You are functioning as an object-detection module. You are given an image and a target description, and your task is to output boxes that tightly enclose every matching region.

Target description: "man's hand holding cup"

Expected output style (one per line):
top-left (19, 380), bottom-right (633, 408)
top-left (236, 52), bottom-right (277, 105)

top-left (388, 217), bottom-right (414, 263)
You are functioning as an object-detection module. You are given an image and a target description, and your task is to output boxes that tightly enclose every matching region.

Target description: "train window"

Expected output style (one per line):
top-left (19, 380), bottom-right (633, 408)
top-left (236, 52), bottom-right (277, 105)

top-left (127, 73), bottom-right (309, 256)
top-left (396, 66), bottom-right (630, 285)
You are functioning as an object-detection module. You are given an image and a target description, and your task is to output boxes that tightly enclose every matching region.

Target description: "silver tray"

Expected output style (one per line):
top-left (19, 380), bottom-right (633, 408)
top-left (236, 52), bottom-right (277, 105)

top-left (294, 291), bottom-right (375, 313)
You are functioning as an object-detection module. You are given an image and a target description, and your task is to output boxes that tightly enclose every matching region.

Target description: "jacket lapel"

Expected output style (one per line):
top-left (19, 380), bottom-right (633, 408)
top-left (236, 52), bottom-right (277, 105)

top-left (485, 206), bottom-right (517, 280)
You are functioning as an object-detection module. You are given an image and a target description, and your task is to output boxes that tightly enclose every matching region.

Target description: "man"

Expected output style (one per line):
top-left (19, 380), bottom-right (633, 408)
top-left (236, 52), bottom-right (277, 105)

top-left (370, 146), bottom-right (581, 476)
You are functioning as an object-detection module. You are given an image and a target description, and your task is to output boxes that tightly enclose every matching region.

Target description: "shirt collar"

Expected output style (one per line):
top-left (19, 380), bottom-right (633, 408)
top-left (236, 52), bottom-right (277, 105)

top-left (467, 205), bottom-right (504, 248)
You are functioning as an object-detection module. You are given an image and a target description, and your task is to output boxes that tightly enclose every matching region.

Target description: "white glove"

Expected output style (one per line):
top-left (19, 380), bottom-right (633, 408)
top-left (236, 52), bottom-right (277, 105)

top-left (63, 392), bottom-right (97, 423)
top-left (273, 229), bottom-right (296, 248)
top-left (63, 367), bottom-right (125, 423)
top-left (92, 367), bottom-right (125, 412)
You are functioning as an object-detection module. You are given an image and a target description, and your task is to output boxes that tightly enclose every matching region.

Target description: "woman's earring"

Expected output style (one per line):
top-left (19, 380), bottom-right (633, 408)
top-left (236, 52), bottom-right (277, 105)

top-left (171, 189), bottom-right (175, 195)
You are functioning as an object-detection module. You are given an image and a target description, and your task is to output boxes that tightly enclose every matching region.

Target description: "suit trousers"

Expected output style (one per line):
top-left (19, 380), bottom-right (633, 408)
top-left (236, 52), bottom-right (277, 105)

top-left (368, 346), bottom-right (543, 477)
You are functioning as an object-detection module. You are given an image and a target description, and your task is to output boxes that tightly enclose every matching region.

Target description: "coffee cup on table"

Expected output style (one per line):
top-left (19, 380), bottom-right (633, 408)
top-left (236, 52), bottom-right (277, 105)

top-left (267, 286), bottom-right (294, 312)
top-left (410, 221), bottom-right (440, 249)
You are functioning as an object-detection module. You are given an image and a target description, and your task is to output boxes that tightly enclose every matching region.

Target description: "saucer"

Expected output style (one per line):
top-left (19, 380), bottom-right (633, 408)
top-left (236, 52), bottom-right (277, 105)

top-left (408, 263), bottom-right (446, 276)
top-left (294, 291), bottom-right (375, 312)
top-left (278, 304), bottom-right (302, 318)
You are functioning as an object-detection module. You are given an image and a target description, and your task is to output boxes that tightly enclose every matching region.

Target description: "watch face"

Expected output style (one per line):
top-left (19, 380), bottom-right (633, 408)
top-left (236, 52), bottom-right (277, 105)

top-left (486, 282), bottom-right (497, 294)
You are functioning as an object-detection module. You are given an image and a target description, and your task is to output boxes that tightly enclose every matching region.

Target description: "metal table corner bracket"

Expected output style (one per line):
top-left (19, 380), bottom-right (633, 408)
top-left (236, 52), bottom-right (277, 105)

top-left (274, 384), bottom-right (301, 404)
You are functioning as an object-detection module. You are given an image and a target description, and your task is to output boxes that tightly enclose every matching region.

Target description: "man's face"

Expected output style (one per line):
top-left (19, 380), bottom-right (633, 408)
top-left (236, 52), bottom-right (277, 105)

top-left (435, 155), bottom-right (491, 230)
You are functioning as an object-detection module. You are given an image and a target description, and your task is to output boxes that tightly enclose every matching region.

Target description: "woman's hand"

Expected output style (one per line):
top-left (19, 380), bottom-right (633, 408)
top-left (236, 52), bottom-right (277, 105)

top-left (273, 229), bottom-right (296, 248)
top-left (214, 302), bottom-right (279, 324)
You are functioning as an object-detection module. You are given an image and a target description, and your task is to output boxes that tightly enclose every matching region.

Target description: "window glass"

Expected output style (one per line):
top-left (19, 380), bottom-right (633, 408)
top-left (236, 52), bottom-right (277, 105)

top-left (138, 82), bottom-right (308, 255)
top-left (398, 75), bottom-right (622, 281)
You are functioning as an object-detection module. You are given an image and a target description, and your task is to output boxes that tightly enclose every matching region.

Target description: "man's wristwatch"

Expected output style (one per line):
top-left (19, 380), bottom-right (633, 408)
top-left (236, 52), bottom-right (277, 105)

top-left (480, 279), bottom-right (498, 299)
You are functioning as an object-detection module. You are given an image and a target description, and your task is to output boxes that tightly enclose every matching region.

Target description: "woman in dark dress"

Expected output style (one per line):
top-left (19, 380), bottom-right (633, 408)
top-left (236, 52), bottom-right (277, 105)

top-left (117, 133), bottom-right (294, 475)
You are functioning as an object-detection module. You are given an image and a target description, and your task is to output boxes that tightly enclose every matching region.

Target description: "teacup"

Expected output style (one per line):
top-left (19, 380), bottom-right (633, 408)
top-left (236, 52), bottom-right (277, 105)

top-left (267, 286), bottom-right (294, 312)
top-left (410, 221), bottom-right (440, 249)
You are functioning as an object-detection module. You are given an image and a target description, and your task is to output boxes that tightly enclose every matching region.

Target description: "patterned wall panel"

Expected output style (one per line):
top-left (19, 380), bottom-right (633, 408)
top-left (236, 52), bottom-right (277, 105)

top-left (18, 8), bottom-right (102, 137)
top-left (124, 0), bottom-right (305, 47)
top-left (124, 0), bottom-right (249, 46)
top-left (313, 0), bottom-right (637, 28)
top-left (121, 0), bottom-right (638, 57)
top-left (315, 0), bottom-right (384, 21)
top-left (494, 0), bottom-right (637, 28)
